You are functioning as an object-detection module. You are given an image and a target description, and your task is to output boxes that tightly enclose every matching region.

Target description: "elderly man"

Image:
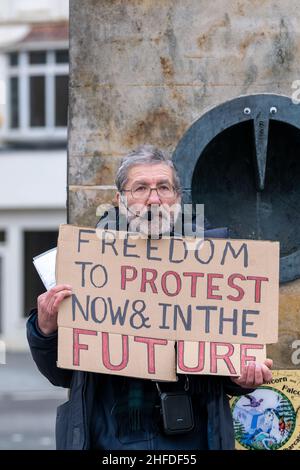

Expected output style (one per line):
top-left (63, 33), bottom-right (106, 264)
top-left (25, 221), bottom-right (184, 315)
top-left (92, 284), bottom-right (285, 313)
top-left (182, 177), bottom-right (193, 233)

top-left (27, 144), bottom-right (272, 450)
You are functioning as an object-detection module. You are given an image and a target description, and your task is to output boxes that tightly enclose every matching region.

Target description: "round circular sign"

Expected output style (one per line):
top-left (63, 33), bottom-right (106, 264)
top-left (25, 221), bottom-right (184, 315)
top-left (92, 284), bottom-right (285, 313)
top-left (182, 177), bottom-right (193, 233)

top-left (231, 387), bottom-right (296, 450)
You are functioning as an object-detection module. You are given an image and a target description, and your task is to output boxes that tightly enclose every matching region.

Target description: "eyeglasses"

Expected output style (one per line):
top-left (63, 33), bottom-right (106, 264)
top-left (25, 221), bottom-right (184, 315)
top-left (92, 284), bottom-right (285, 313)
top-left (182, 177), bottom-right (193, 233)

top-left (122, 182), bottom-right (176, 200)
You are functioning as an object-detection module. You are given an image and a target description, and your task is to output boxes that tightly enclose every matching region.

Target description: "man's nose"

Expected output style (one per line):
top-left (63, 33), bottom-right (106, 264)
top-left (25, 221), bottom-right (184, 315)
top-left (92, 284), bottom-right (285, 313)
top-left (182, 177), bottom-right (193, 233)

top-left (147, 188), bottom-right (161, 204)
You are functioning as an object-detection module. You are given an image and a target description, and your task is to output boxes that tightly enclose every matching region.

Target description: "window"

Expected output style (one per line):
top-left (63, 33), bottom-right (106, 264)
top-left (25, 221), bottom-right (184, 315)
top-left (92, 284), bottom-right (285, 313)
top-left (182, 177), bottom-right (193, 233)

top-left (9, 77), bottom-right (19, 128)
top-left (7, 49), bottom-right (69, 135)
top-left (9, 52), bottom-right (18, 66)
top-left (55, 49), bottom-right (69, 64)
top-left (23, 230), bottom-right (58, 316)
top-left (55, 75), bottom-right (68, 127)
top-left (30, 76), bottom-right (45, 127)
top-left (29, 50), bottom-right (46, 65)
top-left (0, 231), bottom-right (6, 243)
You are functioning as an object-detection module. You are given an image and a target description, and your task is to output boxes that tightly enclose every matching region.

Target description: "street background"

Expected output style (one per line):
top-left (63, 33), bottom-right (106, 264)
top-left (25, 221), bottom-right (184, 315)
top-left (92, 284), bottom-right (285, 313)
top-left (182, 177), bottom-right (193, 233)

top-left (0, 353), bottom-right (67, 450)
top-left (0, 0), bottom-right (69, 451)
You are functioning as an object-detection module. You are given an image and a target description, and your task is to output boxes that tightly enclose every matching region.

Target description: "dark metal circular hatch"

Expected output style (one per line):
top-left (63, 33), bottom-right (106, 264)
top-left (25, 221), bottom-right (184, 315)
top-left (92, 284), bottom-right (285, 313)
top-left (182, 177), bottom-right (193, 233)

top-left (172, 94), bottom-right (300, 283)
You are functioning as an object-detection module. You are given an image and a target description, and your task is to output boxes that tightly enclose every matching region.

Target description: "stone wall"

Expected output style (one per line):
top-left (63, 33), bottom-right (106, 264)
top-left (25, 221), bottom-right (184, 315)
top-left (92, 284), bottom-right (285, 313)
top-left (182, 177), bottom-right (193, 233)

top-left (69, 0), bottom-right (300, 368)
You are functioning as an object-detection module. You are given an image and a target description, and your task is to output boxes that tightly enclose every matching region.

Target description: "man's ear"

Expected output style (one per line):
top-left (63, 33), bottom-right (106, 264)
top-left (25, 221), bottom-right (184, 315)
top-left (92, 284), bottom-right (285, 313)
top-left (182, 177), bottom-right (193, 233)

top-left (115, 192), bottom-right (120, 205)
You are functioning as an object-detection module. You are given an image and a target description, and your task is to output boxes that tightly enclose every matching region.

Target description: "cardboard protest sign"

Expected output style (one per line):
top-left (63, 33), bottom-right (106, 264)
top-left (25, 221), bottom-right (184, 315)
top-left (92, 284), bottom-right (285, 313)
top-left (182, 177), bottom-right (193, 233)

top-left (56, 224), bottom-right (279, 379)
top-left (230, 370), bottom-right (300, 450)
top-left (57, 225), bottom-right (279, 343)
top-left (58, 327), bottom-right (176, 381)
top-left (177, 342), bottom-right (266, 377)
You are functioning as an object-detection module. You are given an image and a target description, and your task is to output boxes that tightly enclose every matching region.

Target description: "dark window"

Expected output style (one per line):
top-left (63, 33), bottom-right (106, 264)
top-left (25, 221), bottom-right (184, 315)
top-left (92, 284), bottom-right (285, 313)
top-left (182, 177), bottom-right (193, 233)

top-left (0, 231), bottom-right (6, 243)
top-left (55, 49), bottom-right (69, 64)
top-left (29, 50), bottom-right (46, 64)
top-left (55, 75), bottom-right (68, 127)
top-left (9, 76), bottom-right (19, 128)
top-left (192, 120), bottom-right (300, 257)
top-left (23, 231), bottom-right (58, 316)
top-left (9, 52), bottom-right (18, 66)
top-left (30, 76), bottom-right (45, 127)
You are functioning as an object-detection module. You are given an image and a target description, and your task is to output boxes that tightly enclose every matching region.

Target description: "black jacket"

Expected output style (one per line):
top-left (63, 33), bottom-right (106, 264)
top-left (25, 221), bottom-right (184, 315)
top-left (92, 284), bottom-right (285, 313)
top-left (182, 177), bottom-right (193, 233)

top-left (27, 213), bottom-right (253, 449)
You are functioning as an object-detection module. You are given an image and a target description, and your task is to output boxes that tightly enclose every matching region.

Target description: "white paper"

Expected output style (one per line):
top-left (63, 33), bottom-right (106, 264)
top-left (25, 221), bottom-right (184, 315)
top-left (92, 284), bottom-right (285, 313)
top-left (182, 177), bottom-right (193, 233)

top-left (33, 247), bottom-right (57, 291)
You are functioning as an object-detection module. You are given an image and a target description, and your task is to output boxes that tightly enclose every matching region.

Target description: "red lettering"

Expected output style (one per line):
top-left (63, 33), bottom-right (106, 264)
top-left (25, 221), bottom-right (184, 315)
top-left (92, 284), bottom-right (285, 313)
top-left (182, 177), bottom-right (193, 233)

top-left (134, 337), bottom-right (168, 374)
top-left (161, 271), bottom-right (182, 297)
top-left (207, 273), bottom-right (223, 300)
top-left (102, 333), bottom-right (129, 371)
top-left (210, 342), bottom-right (237, 374)
top-left (227, 274), bottom-right (246, 301)
top-left (240, 344), bottom-right (264, 370)
top-left (73, 328), bottom-right (97, 366)
top-left (141, 268), bottom-right (158, 293)
top-left (177, 341), bottom-right (205, 372)
top-left (183, 272), bottom-right (204, 297)
top-left (247, 276), bottom-right (269, 303)
top-left (120, 265), bottom-right (137, 290)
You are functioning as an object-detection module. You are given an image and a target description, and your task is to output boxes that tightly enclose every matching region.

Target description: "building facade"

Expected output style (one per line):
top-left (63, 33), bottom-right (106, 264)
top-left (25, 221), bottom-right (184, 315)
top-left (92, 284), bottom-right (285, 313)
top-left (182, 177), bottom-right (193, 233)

top-left (0, 0), bottom-right (69, 350)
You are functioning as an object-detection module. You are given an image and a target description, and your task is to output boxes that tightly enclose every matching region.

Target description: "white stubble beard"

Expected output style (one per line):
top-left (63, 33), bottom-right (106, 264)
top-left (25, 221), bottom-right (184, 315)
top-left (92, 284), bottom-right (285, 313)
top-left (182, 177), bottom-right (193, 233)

top-left (119, 198), bottom-right (182, 239)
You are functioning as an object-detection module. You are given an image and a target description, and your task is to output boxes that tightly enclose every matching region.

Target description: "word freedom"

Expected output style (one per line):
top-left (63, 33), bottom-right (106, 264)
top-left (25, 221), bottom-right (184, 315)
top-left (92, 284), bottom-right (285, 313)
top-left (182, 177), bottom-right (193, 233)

top-left (78, 229), bottom-right (250, 267)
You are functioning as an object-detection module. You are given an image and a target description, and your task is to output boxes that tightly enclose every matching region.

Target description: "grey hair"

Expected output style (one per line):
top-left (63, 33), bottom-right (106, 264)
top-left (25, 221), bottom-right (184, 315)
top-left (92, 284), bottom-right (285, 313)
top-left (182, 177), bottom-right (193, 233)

top-left (115, 144), bottom-right (182, 194)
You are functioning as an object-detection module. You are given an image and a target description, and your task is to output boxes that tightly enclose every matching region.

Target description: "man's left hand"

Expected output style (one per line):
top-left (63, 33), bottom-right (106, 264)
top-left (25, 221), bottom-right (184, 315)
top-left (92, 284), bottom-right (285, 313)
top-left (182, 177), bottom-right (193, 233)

top-left (230, 359), bottom-right (273, 388)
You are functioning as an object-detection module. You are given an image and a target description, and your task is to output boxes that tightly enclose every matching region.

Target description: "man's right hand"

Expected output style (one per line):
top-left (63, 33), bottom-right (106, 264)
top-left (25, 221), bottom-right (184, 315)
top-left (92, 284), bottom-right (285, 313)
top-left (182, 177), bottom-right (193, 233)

top-left (37, 284), bottom-right (73, 335)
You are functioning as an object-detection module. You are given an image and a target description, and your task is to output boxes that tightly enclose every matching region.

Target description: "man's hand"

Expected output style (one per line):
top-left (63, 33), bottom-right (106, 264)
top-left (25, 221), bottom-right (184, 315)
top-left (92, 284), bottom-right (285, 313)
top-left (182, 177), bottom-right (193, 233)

top-left (37, 284), bottom-right (73, 336)
top-left (230, 359), bottom-right (273, 388)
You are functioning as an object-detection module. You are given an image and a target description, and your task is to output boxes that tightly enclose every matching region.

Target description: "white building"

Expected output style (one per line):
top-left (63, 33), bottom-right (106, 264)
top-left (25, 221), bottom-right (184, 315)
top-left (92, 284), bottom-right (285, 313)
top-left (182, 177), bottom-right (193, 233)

top-left (0, 0), bottom-right (69, 350)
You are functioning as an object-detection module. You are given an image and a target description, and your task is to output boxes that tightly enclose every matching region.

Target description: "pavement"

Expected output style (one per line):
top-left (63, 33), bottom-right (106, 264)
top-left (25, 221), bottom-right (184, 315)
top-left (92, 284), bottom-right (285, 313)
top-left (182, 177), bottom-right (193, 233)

top-left (0, 351), bottom-right (67, 450)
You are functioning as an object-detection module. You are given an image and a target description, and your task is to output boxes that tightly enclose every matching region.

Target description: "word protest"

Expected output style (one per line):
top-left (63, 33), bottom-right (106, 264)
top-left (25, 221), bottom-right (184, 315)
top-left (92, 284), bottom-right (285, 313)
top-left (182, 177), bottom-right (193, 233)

top-left (56, 225), bottom-right (279, 380)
